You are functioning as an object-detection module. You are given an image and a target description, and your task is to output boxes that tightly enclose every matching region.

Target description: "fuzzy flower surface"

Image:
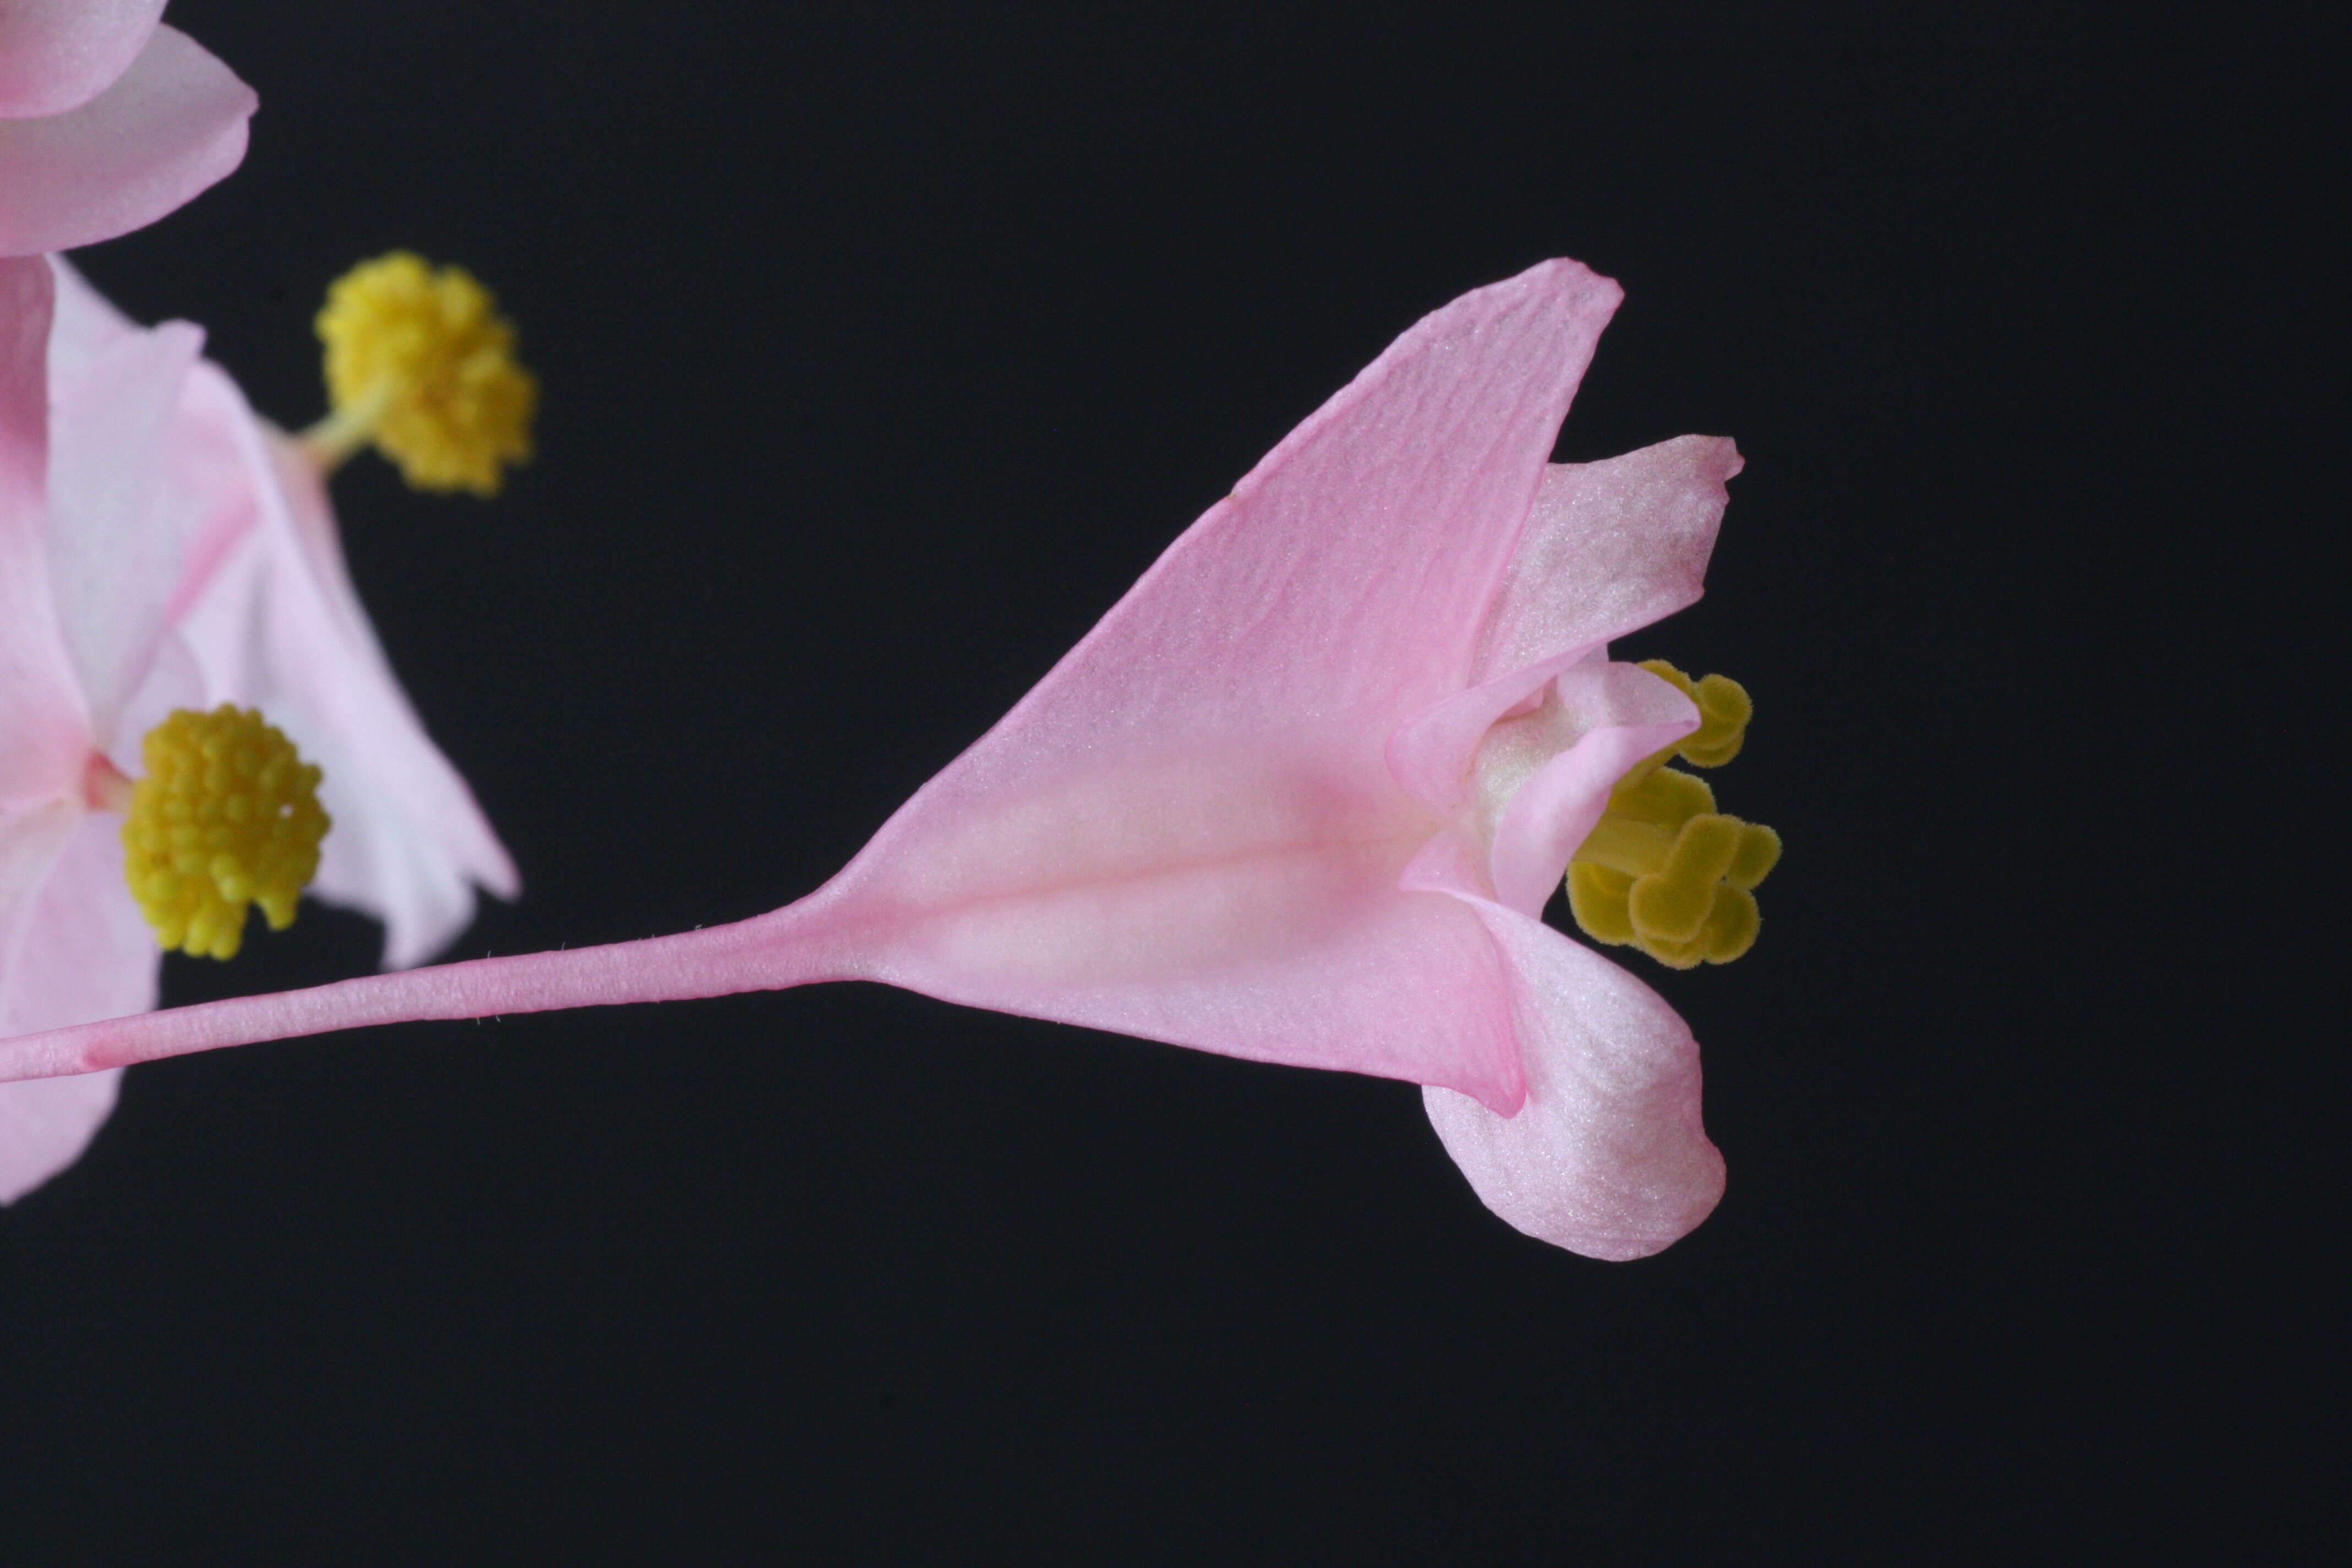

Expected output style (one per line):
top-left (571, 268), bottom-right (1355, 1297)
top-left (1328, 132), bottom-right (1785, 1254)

top-left (0, 3), bottom-right (254, 257)
top-left (1, 261), bottom-right (1745, 1257)
top-left (0, 257), bottom-right (515, 1202)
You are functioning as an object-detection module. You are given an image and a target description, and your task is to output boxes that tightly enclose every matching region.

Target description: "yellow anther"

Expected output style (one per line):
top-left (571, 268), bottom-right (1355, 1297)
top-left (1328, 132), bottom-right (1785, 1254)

top-left (1726, 821), bottom-right (1781, 891)
top-left (1567, 863), bottom-right (1638, 945)
top-left (1610, 763), bottom-right (1716, 827)
top-left (1701, 884), bottom-right (1761, 963)
top-left (1637, 660), bottom-right (1752, 768)
top-left (1564, 664), bottom-right (1779, 969)
top-left (120, 706), bottom-right (330, 961)
top-left (1662, 812), bottom-right (1741, 884)
top-left (311, 251), bottom-right (537, 496)
top-left (1627, 870), bottom-right (1714, 946)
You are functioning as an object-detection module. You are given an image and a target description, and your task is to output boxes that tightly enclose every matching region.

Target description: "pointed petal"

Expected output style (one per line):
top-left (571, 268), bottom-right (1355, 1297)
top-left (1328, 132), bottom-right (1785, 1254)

top-left (169, 371), bottom-right (517, 967)
top-left (0, 0), bottom-right (165, 118)
top-left (1387, 437), bottom-right (1739, 816)
top-left (42, 295), bottom-right (202, 742)
top-left (1, 807), bottom-right (149, 1201)
top-left (795, 262), bottom-right (1619, 1104)
top-left (1421, 896), bottom-right (1724, 1260)
top-left (1473, 436), bottom-right (1740, 684)
top-left (0, 26), bottom-right (254, 257)
top-left (0, 255), bottom-right (88, 804)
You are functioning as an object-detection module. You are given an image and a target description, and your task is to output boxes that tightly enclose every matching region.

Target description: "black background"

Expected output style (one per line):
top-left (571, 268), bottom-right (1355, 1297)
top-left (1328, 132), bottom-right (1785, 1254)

top-left (4, 3), bottom-right (2341, 1561)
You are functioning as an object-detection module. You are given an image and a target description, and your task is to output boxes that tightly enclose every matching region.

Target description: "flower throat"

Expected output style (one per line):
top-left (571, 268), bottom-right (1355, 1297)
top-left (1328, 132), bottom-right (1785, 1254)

top-left (1566, 661), bottom-right (1782, 969)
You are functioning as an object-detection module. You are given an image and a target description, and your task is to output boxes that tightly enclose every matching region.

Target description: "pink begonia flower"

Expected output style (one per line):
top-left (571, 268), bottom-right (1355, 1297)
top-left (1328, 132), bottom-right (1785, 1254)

top-left (0, 255), bottom-right (516, 1202)
top-left (1, 260), bottom-right (1741, 1257)
top-left (0, 4), bottom-right (254, 256)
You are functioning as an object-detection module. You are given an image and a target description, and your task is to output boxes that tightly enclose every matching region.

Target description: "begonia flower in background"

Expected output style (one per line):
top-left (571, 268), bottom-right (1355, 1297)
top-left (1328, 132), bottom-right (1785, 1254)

top-left (1, 255), bottom-right (516, 1202)
top-left (0, 2), bottom-right (255, 257)
top-left (1, 260), bottom-right (1777, 1259)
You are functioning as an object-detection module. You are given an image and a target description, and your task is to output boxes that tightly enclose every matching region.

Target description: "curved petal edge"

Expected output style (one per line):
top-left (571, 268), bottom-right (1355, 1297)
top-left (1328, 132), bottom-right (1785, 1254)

top-left (1419, 888), bottom-right (1724, 1261)
top-left (0, 27), bottom-right (254, 258)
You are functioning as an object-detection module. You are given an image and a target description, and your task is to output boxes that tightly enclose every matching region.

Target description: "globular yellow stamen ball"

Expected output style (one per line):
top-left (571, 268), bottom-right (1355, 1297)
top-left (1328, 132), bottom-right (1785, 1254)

top-left (120, 706), bottom-right (331, 961)
top-left (316, 251), bottom-right (537, 497)
top-left (1564, 665), bottom-right (1781, 970)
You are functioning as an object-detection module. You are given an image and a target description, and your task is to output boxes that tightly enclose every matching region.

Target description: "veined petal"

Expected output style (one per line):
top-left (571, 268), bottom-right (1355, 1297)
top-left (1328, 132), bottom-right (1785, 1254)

top-left (1417, 883), bottom-right (1723, 1260)
top-left (0, 0), bottom-right (166, 119)
top-left (0, 255), bottom-right (87, 804)
top-left (42, 284), bottom-right (202, 744)
top-left (1387, 437), bottom-right (1739, 816)
top-left (1472, 437), bottom-right (1740, 684)
top-left (0, 26), bottom-right (254, 258)
top-left (0, 806), bottom-right (153, 1201)
top-left (786, 736), bottom-right (1524, 1107)
top-left (786, 262), bottom-right (1621, 1106)
top-left (168, 367), bottom-right (519, 968)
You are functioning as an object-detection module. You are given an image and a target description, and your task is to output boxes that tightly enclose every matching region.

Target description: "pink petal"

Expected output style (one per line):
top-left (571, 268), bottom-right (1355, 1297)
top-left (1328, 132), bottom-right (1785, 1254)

top-left (1482, 660), bottom-right (1696, 917)
top-left (1421, 892), bottom-right (1724, 1260)
top-left (779, 260), bottom-right (1621, 1107)
top-left (0, 0), bottom-right (164, 118)
top-left (43, 254), bottom-right (144, 388)
top-left (168, 368), bottom-right (520, 968)
top-left (1386, 437), bottom-right (1739, 817)
top-left (785, 770), bottom-right (1522, 1103)
top-left (0, 1067), bottom-right (120, 1201)
top-left (0, 255), bottom-right (88, 804)
top-left (1472, 437), bottom-right (1740, 684)
top-left (0, 26), bottom-right (254, 258)
top-left (0, 797), bottom-right (77, 928)
top-left (42, 290), bottom-right (203, 743)
top-left (1, 807), bottom-right (154, 1202)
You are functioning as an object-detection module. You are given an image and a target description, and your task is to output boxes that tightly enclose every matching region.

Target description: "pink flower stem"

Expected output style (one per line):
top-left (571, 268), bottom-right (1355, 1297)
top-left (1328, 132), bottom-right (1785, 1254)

top-left (0, 897), bottom-right (852, 1084)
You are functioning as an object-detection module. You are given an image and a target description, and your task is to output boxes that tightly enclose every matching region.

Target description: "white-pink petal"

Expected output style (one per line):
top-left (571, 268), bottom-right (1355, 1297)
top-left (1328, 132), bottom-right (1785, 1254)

top-left (1481, 660), bottom-right (1696, 917)
top-left (43, 300), bottom-right (203, 743)
top-left (1384, 437), bottom-right (1738, 820)
top-left (790, 261), bottom-right (1624, 1110)
top-left (1471, 437), bottom-right (1741, 685)
top-left (0, 0), bottom-right (165, 118)
top-left (1423, 897), bottom-right (1724, 1261)
top-left (169, 370), bottom-right (519, 968)
top-left (0, 1067), bottom-right (120, 1201)
top-left (0, 26), bottom-right (254, 257)
top-left (0, 808), bottom-right (154, 1203)
top-left (0, 255), bottom-right (88, 805)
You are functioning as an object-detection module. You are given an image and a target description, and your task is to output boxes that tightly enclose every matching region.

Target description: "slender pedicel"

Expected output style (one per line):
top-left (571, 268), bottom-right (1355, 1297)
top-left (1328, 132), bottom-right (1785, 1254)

top-left (0, 899), bottom-right (849, 1081)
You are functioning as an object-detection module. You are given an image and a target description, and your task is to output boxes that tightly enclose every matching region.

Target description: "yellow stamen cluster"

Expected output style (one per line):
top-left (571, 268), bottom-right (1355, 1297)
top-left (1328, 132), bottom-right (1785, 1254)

top-left (121, 706), bottom-right (330, 961)
top-left (314, 251), bottom-right (537, 496)
top-left (1566, 662), bottom-right (1782, 970)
